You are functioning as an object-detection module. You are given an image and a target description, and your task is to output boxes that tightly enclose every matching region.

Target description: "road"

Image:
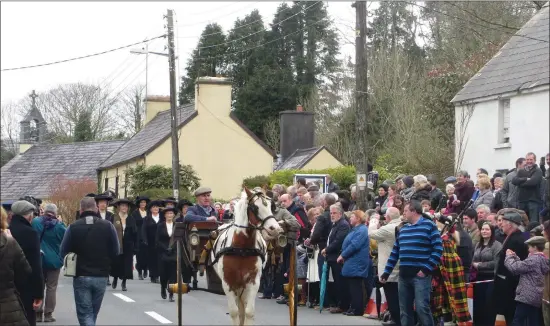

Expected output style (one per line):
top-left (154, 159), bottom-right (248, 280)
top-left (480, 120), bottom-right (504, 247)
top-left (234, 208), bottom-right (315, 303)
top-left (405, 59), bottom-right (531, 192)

top-left (50, 270), bottom-right (382, 325)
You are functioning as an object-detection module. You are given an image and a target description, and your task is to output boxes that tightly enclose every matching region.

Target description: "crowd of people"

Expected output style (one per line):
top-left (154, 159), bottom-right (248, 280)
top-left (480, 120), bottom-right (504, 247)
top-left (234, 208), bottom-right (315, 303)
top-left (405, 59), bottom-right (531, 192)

top-left (0, 152), bottom-right (549, 326)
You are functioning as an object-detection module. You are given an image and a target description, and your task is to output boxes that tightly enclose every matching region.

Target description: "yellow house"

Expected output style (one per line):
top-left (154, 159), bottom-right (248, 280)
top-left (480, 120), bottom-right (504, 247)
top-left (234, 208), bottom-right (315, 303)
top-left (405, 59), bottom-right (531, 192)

top-left (275, 146), bottom-right (343, 171)
top-left (98, 77), bottom-right (276, 200)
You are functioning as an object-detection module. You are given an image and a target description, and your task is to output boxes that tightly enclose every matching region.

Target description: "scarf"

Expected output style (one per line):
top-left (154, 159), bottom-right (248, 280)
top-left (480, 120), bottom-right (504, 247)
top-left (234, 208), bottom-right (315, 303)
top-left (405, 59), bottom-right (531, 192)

top-left (41, 213), bottom-right (59, 230)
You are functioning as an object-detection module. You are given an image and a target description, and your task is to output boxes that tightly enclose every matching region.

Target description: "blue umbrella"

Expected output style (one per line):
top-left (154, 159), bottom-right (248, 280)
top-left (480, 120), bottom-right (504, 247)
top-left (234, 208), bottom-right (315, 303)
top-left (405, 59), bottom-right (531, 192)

top-left (319, 261), bottom-right (328, 313)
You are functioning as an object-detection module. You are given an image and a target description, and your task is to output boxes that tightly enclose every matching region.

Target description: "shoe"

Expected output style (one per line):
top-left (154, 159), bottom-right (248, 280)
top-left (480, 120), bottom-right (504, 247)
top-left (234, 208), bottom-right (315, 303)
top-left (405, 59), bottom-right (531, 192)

top-left (161, 287), bottom-right (167, 299)
top-left (107, 279), bottom-right (111, 286)
top-left (169, 294), bottom-right (174, 302)
top-left (36, 312), bottom-right (43, 322)
top-left (381, 321), bottom-right (397, 326)
top-left (121, 280), bottom-right (127, 291)
top-left (143, 270), bottom-right (148, 278)
top-left (258, 295), bottom-right (271, 299)
top-left (298, 299), bottom-right (306, 306)
top-left (112, 278), bottom-right (118, 289)
top-left (329, 307), bottom-right (343, 314)
top-left (276, 297), bottom-right (288, 304)
top-left (43, 314), bottom-right (56, 322)
top-left (138, 271), bottom-right (143, 280)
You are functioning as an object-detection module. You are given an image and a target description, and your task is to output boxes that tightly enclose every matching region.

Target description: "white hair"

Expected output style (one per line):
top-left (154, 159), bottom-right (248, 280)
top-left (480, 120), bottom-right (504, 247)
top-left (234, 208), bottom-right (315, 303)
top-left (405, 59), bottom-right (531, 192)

top-left (331, 193), bottom-right (339, 201)
top-left (330, 204), bottom-right (344, 215)
top-left (476, 205), bottom-right (490, 214)
top-left (414, 174), bottom-right (428, 184)
top-left (446, 184), bottom-right (455, 192)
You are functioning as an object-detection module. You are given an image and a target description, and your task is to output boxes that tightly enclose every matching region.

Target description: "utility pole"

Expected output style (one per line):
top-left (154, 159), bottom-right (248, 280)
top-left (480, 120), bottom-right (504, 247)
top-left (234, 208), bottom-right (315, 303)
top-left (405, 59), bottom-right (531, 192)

top-left (352, 1), bottom-right (369, 211)
top-left (166, 9), bottom-right (180, 201)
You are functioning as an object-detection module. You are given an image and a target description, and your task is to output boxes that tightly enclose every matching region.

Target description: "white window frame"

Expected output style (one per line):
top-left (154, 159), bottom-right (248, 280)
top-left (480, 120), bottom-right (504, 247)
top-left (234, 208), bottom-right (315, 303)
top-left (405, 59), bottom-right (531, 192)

top-left (498, 98), bottom-right (511, 144)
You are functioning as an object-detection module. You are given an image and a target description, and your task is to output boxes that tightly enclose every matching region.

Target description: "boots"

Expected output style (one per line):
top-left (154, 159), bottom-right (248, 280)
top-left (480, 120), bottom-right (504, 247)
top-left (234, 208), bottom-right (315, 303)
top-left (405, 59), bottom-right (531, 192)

top-left (298, 279), bottom-right (307, 306)
top-left (143, 270), bottom-right (148, 278)
top-left (138, 270), bottom-right (143, 280)
top-left (169, 293), bottom-right (174, 302)
top-left (121, 279), bottom-right (127, 291)
top-left (36, 312), bottom-right (43, 323)
top-left (107, 277), bottom-right (111, 286)
top-left (161, 286), bottom-right (167, 299)
top-left (112, 277), bottom-right (118, 289)
top-left (43, 313), bottom-right (56, 322)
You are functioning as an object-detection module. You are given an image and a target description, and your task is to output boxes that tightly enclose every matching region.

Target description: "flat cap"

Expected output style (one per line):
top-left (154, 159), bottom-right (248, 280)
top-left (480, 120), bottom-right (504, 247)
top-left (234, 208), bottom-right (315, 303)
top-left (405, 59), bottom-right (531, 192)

top-left (444, 176), bottom-right (457, 184)
top-left (502, 211), bottom-right (522, 225)
top-left (194, 187), bottom-right (212, 196)
top-left (11, 200), bottom-right (36, 216)
top-left (525, 236), bottom-right (547, 246)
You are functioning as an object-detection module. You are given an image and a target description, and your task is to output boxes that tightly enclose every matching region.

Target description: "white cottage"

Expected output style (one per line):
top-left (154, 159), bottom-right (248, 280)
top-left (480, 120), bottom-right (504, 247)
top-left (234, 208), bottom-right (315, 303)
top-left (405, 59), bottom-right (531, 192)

top-left (452, 3), bottom-right (549, 177)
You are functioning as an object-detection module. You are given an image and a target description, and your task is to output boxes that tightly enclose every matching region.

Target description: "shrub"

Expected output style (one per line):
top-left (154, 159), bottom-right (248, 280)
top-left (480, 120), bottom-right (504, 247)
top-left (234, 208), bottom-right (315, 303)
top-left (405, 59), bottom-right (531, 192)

top-left (137, 188), bottom-right (192, 202)
top-left (242, 175), bottom-right (270, 189)
top-left (125, 164), bottom-right (200, 197)
top-left (49, 176), bottom-right (97, 224)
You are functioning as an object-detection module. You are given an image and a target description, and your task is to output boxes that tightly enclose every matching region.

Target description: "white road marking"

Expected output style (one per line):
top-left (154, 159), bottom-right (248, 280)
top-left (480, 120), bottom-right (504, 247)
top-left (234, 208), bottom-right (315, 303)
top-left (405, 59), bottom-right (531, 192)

top-left (145, 311), bottom-right (172, 324)
top-left (112, 293), bottom-right (135, 302)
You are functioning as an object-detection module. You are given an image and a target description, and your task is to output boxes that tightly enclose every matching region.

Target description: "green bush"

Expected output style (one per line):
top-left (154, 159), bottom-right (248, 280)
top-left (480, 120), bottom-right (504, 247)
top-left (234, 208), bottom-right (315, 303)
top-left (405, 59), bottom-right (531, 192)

top-left (137, 188), bottom-right (193, 202)
top-left (242, 175), bottom-right (270, 189)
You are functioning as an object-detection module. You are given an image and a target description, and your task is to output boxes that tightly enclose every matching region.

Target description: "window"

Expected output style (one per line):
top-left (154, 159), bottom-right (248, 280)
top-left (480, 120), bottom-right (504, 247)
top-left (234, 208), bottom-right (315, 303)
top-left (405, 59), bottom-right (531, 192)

top-left (104, 178), bottom-right (109, 192)
top-left (498, 98), bottom-right (510, 144)
top-left (115, 176), bottom-right (119, 198)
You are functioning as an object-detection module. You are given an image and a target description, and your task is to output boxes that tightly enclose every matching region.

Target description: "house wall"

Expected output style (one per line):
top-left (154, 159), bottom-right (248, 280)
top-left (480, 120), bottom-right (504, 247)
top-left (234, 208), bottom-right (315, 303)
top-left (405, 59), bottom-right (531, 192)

top-left (146, 78), bottom-right (274, 200)
top-left (302, 149), bottom-right (344, 170)
top-left (99, 159), bottom-right (144, 198)
top-left (454, 88), bottom-right (549, 178)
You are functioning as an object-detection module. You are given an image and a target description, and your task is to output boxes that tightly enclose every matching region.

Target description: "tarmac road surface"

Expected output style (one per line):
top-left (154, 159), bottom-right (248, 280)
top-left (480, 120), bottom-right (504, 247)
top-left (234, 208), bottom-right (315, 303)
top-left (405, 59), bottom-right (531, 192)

top-left (49, 269), bottom-right (382, 325)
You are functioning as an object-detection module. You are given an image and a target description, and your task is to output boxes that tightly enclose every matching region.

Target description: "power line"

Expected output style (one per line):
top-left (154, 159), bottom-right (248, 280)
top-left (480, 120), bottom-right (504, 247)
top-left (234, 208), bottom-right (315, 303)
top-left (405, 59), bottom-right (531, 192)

top-left (406, 1), bottom-right (548, 44)
top-left (198, 1), bottom-right (322, 50)
top-left (198, 17), bottom-right (329, 60)
top-left (1, 35), bottom-right (167, 72)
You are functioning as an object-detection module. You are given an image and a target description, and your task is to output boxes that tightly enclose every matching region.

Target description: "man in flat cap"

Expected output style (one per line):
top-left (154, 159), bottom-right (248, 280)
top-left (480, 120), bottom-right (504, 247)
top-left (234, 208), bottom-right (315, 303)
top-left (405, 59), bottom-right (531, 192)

top-left (493, 211), bottom-right (529, 324)
top-left (9, 200), bottom-right (45, 326)
top-left (184, 187), bottom-right (218, 222)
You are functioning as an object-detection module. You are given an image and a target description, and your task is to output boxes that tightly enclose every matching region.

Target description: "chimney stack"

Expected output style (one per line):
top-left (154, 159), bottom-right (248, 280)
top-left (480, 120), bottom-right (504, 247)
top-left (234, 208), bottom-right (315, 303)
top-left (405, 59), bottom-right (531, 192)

top-left (279, 106), bottom-right (315, 162)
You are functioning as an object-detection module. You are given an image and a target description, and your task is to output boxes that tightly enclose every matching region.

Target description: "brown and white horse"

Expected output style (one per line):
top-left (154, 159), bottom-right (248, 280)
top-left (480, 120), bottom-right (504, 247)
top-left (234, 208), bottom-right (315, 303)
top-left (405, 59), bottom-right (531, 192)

top-left (210, 188), bottom-right (283, 325)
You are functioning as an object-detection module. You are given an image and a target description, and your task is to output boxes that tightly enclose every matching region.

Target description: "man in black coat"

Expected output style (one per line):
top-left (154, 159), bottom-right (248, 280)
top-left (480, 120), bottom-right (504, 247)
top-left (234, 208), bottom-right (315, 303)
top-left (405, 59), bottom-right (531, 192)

top-left (9, 200), bottom-right (45, 326)
top-left (321, 204), bottom-right (350, 314)
top-left (493, 211), bottom-right (529, 325)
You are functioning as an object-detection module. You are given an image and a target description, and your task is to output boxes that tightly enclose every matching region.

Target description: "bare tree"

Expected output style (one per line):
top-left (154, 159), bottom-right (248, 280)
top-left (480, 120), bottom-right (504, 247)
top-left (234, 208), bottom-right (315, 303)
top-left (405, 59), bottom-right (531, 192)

top-left (36, 83), bottom-right (118, 141)
top-left (263, 118), bottom-right (280, 153)
top-left (0, 101), bottom-right (23, 165)
top-left (454, 102), bottom-right (475, 174)
top-left (113, 84), bottom-right (146, 136)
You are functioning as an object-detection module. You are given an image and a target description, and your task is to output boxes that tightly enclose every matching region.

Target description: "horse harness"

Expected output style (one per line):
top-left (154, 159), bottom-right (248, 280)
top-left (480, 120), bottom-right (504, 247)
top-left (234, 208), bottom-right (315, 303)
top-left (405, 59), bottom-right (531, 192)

top-left (209, 192), bottom-right (275, 267)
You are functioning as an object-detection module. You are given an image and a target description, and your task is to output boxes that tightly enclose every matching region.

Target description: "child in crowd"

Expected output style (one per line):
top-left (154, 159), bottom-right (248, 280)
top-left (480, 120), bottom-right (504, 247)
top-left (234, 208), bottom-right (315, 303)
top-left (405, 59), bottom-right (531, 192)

top-left (504, 236), bottom-right (550, 326)
top-left (444, 184), bottom-right (458, 215)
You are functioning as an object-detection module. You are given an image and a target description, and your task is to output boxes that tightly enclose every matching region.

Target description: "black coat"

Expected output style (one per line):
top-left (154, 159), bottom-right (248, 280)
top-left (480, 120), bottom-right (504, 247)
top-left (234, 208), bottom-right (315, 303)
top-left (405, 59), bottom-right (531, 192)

top-left (493, 229), bottom-right (528, 315)
top-left (410, 184), bottom-right (432, 202)
top-left (0, 232), bottom-right (31, 326)
top-left (9, 216), bottom-right (44, 302)
top-left (99, 211), bottom-right (114, 223)
top-left (141, 214), bottom-right (162, 278)
top-left (310, 208), bottom-right (332, 250)
top-left (110, 214), bottom-right (138, 279)
top-left (324, 217), bottom-right (350, 262)
top-left (131, 209), bottom-right (148, 270)
top-left (155, 221), bottom-right (176, 263)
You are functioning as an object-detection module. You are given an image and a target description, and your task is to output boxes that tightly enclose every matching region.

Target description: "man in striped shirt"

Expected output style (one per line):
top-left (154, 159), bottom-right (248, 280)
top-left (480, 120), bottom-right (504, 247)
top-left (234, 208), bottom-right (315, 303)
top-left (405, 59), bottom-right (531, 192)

top-left (380, 201), bottom-right (443, 326)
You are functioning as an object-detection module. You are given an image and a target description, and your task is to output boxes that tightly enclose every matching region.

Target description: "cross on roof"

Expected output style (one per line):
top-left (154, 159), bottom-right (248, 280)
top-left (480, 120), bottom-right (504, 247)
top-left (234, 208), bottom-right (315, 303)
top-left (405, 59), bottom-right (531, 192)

top-left (29, 90), bottom-right (38, 108)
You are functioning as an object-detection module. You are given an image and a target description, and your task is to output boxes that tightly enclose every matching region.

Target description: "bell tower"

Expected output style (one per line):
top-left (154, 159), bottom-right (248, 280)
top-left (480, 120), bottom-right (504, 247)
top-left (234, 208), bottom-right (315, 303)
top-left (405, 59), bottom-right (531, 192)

top-left (19, 90), bottom-right (47, 153)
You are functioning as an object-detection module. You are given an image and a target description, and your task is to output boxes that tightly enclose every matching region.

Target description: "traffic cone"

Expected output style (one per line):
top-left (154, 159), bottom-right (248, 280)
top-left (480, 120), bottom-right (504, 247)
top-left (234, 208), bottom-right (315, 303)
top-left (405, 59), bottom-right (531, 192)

top-left (494, 314), bottom-right (506, 326)
top-left (363, 287), bottom-right (388, 319)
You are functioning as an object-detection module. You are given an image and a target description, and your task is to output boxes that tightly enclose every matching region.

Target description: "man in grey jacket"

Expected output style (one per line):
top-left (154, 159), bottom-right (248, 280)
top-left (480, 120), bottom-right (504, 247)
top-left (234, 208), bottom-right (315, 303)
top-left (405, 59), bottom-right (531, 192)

top-left (512, 152), bottom-right (544, 222)
top-left (501, 157), bottom-right (525, 209)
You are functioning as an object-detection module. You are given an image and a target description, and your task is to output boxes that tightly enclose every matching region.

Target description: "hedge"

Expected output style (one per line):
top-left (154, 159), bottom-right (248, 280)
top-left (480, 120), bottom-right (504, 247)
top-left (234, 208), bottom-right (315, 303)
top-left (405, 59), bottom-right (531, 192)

top-left (242, 161), bottom-right (404, 192)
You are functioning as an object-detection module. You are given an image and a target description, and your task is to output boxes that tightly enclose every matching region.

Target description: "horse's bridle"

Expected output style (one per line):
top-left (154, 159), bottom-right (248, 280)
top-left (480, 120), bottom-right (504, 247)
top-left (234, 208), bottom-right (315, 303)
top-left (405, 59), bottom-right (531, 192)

top-left (233, 192), bottom-right (277, 231)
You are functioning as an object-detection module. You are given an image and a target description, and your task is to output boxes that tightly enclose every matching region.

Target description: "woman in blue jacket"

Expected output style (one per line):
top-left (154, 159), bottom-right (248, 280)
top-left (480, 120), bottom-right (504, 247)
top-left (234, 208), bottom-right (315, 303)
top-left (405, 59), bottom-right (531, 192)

top-left (337, 210), bottom-right (371, 316)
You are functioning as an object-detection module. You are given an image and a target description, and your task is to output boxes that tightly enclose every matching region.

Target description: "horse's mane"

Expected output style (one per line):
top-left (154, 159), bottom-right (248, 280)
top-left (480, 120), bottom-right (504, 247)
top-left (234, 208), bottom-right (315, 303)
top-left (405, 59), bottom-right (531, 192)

top-left (232, 192), bottom-right (248, 225)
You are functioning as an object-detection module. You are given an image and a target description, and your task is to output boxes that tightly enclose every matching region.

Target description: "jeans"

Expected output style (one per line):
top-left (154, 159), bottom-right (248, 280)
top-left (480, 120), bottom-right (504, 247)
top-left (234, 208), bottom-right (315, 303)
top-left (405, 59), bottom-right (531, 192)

top-left (398, 275), bottom-right (434, 326)
top-left (73, 276), bottom-right (108, 326)
top-left (519, 201), bottom-right (540, 222)
top-left (512, 302), bottom-right (541, 326)
top-left (39, 268), bottom-right (61, 315)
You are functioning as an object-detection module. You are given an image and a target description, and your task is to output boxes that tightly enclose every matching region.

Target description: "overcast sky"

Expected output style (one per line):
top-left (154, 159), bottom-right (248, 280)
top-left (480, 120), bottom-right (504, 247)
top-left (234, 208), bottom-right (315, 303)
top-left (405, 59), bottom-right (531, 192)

top-left (1, 1), bottom-right (360, 107)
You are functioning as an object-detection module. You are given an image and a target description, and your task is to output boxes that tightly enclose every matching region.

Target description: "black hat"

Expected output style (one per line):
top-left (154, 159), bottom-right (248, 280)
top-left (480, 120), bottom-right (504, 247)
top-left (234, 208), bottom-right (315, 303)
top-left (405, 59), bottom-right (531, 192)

top-left (1, 200), bottom-right (15, 211)
top-left (162, 206), bottom-right (178, 215)
top-left (95, 192), bottom-right (113, 202)
top-left (112, 198), bottom-right (132, 207)
top-left (148, 200), bottom-right (164, 210)
top-left (85, 193), bottom-right (97, 198)
top-left (177, 199), bottom-right (193, 210)
top-left (135, 196), bottom-right (151, 206)
top-left (163, 198), bottom-right (177, 206)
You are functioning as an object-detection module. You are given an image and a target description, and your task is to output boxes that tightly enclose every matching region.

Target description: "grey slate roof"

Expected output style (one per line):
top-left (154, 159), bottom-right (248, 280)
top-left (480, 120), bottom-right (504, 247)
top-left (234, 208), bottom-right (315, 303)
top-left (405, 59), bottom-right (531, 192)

top-left (452, 3), bottom-right (549, 103)
top-left (99, 104), bottom-right (196, 169)
top-left (0, 140), bottom-right (124, 200)
top-left (276, 146), bottom-right (327, 170)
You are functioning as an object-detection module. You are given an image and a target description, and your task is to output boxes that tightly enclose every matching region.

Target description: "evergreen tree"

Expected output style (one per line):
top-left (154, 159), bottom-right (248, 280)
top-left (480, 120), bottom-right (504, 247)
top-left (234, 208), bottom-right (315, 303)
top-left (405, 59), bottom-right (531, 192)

top-left (179, 23), bottom-right (227, 105)
top-left (73, 110), bottom-right (93, 142)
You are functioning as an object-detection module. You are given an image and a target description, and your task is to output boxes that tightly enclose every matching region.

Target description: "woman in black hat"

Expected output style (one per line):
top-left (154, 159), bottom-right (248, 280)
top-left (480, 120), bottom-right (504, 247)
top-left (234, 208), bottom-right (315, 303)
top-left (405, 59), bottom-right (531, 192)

top-left (161, 198), bottom-right (178, 220)
top-left (156, 206), bottom-right (177, 301)
top-left (110, 199), bottom-right (138, 291)
top-left (142, 200), bottom-right (163, 283)
top-left (175, 199), bottom-right (193, 223)
top-left (131, 196), bottom-right (150, 280)
top-left (95, 193), bottom-right (114, 223)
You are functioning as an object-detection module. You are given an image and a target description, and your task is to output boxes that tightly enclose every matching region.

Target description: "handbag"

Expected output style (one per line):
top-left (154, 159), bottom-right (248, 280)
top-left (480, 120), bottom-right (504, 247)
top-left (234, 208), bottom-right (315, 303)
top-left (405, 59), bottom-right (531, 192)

top-left (63, 217), bottom-right (98, 277)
